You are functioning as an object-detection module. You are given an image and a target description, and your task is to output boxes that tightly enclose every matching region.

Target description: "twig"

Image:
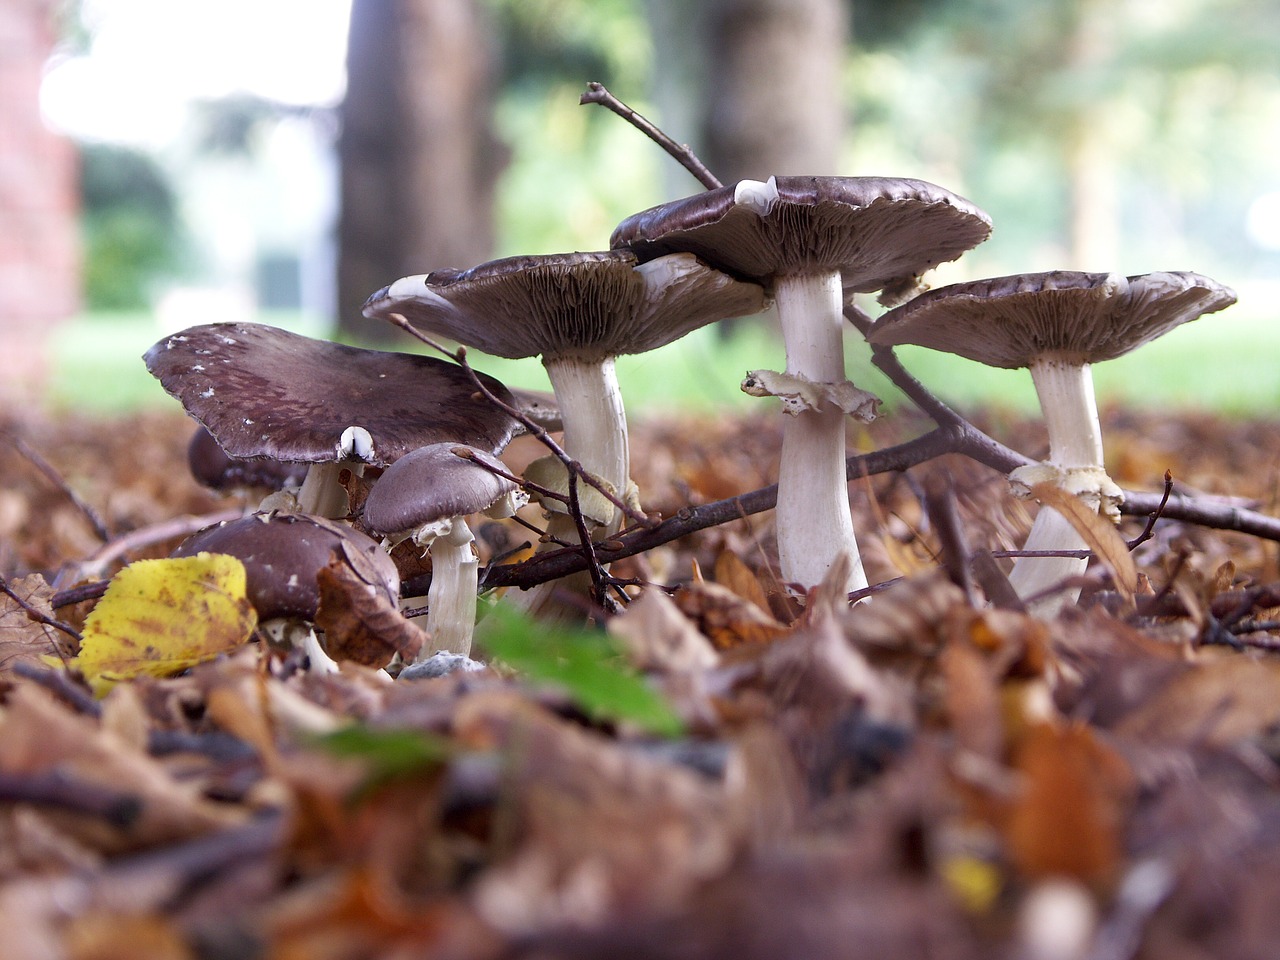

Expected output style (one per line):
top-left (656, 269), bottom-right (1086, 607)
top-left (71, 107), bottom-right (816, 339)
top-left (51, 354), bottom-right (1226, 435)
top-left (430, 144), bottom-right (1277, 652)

top-left (0, 770), bottom-right (140, 826)
top-left (386, 313), bottom-right (654, 530)
top-left (1, 430), bottom-right (110, 542)
top-left (69, 508), bottom-right (243, 584)
top-left (12, 663), bottom-right (100, 716)
top-left (1127, 470), bottom-right (1174, 550)
top-left (580, 82), bottom-right (722, 190)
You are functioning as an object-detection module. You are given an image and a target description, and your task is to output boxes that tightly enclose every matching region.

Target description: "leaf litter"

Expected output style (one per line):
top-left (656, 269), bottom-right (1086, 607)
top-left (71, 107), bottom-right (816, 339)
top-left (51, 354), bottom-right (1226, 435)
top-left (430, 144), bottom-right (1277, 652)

top-left (4, 405), bottom-right (1280, 957)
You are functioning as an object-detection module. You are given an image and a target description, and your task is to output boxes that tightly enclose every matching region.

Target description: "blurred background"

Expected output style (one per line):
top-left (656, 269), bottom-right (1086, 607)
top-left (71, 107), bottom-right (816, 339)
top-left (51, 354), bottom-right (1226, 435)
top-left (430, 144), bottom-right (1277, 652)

top-left (6, 0), bottom-right (1280, 416)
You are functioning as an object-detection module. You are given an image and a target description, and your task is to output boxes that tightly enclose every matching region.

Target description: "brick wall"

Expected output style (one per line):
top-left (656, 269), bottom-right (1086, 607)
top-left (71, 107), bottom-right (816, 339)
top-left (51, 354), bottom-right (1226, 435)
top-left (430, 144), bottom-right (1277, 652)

top-left (0, 0), bottom-right (79, 406)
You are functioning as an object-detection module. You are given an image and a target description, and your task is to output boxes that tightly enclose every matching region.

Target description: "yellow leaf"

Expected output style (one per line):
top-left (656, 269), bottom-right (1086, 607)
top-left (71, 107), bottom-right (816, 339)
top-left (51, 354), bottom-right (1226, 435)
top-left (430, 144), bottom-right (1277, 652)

top-left (71, 554), bottom-right (257, 696)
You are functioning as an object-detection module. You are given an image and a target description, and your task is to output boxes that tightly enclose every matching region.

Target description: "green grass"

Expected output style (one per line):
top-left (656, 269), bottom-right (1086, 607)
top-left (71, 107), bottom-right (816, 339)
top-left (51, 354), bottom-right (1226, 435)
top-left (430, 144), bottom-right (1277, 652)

top-left (47, 293), bottom-right (1278, 421)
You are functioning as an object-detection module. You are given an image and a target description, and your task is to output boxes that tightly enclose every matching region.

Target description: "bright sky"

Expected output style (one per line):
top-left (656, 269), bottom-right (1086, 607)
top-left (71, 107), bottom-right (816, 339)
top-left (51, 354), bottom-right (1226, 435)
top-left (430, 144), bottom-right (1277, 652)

top-left (40, 0), bottom-right (353, 145)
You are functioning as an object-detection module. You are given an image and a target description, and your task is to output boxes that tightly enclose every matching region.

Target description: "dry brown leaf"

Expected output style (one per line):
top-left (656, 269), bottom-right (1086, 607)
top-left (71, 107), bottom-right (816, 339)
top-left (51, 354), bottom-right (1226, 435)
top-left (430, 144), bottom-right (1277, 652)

top-left (65, 911), bottom-right (192, 960)
top-left (1028, 482), bottom-right (1138, 599)
top-left (315, 557), bottom-right (425, 667)
top-left (0, 574), bottom-right (70, 681)
top-left (713, 549), bottom-right (773, 614)
top-left (1004, 721), bottom-right (1134, 885)
top-left (673, 580), bottom-right (791, 651)
top-left (608, 588), bottom-right (718, 674)
top-left (455, 692), bottom-right (734, 931)
top-left (1113, 655), bottom-right (1280, 747)
top-left (0, 684), bottom-right (244, 852)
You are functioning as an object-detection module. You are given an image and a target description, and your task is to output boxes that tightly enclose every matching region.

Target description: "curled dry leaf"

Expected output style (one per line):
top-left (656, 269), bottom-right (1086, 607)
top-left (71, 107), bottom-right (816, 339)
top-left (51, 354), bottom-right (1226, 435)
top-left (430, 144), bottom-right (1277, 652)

top-left (316, 555), bottom-right (426, 667)
top-left (1028, 481), bottom-right (1138, 600)
top-left (673, 579), bottom-right (790, 651)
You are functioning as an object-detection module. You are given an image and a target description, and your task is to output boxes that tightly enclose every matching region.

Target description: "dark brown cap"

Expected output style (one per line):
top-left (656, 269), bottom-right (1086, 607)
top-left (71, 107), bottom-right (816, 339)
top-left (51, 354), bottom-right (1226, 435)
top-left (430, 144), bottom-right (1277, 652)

top-left (610, 176), bottom-right (993, 291)
top-left (363, 443), bottom-right (518, 536)
top-left (867, 270), bottom-right (1238, 368)
top-left (362, 249), bottom-right (765, 362)
top-left (172, 512), bottom-right (399, 622)
top-left (145, 322), bottom-right (521, 465)
top-left (187, 425), bottom-right (309, 492)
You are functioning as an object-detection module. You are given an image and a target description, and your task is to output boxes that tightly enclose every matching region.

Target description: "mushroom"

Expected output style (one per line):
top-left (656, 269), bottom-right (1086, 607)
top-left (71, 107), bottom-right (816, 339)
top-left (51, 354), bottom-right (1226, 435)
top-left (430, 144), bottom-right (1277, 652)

top-left (172, 511), bottom-right (401, 672)
top-left (867, 269), bottom-right (1238, 612)
top-left (611, 175), bottom-right (993, 597)
top-left (362, 442), bottom-right (524, 659)
top-left (362, 249), bottom-right (765, 540)
top-left (145, 322), bottom-right (522, 518)
top-left (187, 424), bottom-right (309, 498)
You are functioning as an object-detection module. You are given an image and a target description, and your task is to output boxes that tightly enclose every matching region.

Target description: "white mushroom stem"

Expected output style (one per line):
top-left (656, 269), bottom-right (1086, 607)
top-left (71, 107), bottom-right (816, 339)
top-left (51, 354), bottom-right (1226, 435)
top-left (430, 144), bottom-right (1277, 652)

top-left (419, 518), bottom-right (480, 659)
top-left (1007, 357), bottom-right (1106, 612)
top-left (772, 271), bottom-right (867, 598)
top-left (540, 355), bottom-right (630, 538)
top-left (296, 463), bottom-right (354, 517)
top-left (295, 427), bottom-right (374, 518)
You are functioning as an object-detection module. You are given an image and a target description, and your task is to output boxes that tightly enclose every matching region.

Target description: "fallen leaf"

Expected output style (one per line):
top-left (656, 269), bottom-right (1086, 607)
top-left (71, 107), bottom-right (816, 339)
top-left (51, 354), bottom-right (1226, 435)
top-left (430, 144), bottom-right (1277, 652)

top-left (1113, 655), bottom-right (1280, 747)
top-left (70, 554), bottom-right (257, 696)
top-left (315, 556), bottom-right (425, 667)
top-left (1004, 721), bottom-right (1134, 885)
top-left (673, 580), bottom-right (790, 651)
top-left (0, 574), bottom-right (68, 681)
top-left (478, 605), bottom-right (684, 737)
top-left (1028, 482), bottom-right (1138, 600)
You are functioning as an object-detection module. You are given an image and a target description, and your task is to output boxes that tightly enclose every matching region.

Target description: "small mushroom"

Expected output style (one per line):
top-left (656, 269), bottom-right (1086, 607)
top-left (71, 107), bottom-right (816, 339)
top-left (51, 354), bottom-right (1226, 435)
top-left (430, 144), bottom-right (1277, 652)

top-left (363, 250), bottom-right (765, 539)
top-left (611, 175), bottom-right (992, 597)
top-left (172, 512), bottom-right (401, 671)
top-left (145, 323), bottom-right (522, 518)
top-left (362, 442), bottom-right (524, 659)
top-left (187, 424), bottom-right (309, 496)
top-left (868, 269), bottom-right (1237, 612)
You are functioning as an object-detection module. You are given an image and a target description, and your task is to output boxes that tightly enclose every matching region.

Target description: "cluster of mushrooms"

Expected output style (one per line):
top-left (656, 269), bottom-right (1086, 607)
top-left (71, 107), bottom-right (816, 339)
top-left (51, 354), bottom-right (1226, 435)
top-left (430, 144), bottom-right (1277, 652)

top-left (145, 171), bottom-right (1237, 675)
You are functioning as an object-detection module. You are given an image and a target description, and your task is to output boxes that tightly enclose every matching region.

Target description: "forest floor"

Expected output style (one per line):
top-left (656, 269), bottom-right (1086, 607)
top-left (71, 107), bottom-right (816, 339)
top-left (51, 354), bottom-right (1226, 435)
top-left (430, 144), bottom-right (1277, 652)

top-left (4, 403), bottom-right (1280, 959)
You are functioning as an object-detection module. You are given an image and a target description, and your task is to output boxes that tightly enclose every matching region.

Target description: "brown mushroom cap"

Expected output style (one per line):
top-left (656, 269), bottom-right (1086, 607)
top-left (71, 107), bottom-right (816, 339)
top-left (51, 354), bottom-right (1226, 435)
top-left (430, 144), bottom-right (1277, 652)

top-left (363, 443), bottom-right (517, 535)
top-left (172, 512), bottom-right (399, 622)
top-left (609, 176), bottom-right (993, 291)
top-left (145, 322), bottom-right (521, 465)
top-left (362, 249), bottom-right (765, 363)
top-left (867, 270), bottom-right (1238, 368)
top-left (187, 425), bottom-right (309, 492)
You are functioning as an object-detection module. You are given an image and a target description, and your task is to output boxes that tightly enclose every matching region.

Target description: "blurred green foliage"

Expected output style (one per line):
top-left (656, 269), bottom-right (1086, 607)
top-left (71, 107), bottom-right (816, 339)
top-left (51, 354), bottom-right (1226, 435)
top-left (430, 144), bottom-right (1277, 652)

top-left (80, 144), bottom-right (187, 310)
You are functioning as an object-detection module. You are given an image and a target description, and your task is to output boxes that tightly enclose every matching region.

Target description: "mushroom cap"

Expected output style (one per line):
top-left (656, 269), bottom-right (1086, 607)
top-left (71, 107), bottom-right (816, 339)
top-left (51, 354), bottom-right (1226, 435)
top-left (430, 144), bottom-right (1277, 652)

top-left (362, 249), bottom-right (766, 363)
top-left (363, 442), bottom-right (517, 535)
top-left (609, 176), bottom-right (993, 291)
top-left (187, 425), bottom-right (309, 492)
top-left (145, 323), bottom-right (521, 465)
top-left (867, 270), bottom-right (1238, 368)
top-left (172, 512), bottom-right (399, 622)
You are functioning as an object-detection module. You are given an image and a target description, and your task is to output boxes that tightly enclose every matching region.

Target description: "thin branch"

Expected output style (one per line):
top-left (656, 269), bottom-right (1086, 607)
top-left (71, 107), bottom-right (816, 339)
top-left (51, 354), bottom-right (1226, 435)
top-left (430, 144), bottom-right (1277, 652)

top-left (1, 431), bottom-right (110, 542)
top-left (386, 313), bottom-right (654, 530)
top-left (1127, 471), bottom-right (1174, 550)
top-left (69, 508), bottom-right (243, 584)
top-left (580, 82), bottom-right (722, 190)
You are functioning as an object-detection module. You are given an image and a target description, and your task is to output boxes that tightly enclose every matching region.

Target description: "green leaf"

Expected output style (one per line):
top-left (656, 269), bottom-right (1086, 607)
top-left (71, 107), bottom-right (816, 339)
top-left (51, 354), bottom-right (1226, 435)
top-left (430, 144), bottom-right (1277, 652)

top-left (312, 726), bottom-right (454, 783)
top-left (477, 604), bottom-right (684, 737)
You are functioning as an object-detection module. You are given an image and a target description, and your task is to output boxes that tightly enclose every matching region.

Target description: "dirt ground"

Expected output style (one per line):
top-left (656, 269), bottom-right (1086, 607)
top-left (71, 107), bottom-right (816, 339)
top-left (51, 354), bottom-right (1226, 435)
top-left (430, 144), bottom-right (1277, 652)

top-left (3, 403), bottom-right (1280, 959)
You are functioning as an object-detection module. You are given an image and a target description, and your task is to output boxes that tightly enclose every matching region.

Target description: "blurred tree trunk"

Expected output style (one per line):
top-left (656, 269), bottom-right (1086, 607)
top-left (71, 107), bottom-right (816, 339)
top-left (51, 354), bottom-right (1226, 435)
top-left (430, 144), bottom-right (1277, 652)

top-left (647, 0), bottom-right (849, 191)
top-left (337, 0), bottom-right (507, 339)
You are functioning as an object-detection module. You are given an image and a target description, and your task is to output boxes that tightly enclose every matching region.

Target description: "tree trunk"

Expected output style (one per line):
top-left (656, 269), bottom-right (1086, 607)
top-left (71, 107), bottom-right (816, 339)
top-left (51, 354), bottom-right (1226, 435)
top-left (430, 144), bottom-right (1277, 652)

top-left (647, 0), bottom-right (849, 190)
top-left (337, 0), bottom-right (507, 340)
